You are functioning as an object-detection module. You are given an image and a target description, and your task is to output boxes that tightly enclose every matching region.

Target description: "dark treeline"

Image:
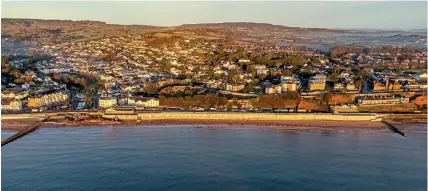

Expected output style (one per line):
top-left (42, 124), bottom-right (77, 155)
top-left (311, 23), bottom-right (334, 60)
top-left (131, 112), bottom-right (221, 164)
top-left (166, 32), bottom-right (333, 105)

top-left (329, 45), bottom-right (423, 58)
top-left (160, 94), bottom-right (228, 108)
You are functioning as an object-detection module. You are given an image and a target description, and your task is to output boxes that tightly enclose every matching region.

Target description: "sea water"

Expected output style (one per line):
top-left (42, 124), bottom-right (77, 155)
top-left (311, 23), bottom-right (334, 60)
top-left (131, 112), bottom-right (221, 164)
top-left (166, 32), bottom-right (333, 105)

top-left (2, 126), bottom-right (426, 191)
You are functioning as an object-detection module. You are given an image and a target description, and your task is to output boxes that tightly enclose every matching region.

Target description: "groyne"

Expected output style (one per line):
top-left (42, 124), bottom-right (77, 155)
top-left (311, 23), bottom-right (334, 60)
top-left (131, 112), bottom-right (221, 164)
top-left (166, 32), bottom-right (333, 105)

top-left (2, 116), bottom-right (50, 146)
top-left (382, 120), bottom-right (408, 137)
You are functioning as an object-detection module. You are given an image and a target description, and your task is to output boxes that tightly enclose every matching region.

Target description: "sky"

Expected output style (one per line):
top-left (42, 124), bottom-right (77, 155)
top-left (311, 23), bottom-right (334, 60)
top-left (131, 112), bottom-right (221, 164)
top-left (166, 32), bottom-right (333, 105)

top-left (1, 1), bottom-right (427, 29)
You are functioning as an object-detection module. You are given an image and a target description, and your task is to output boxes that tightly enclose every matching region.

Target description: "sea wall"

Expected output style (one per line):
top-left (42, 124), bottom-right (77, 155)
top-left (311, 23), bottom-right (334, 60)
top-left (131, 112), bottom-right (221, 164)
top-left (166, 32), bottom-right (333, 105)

top-left (136, 112), bottom-right (380, 121)
top-left (102, 114), bottom-right (138, 120)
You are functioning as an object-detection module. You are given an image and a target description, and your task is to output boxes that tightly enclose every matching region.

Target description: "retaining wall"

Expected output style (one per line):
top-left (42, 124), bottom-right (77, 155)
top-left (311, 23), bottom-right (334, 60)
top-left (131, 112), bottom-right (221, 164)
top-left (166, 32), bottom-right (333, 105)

top-left (136, 112), bottom-right (379, 121)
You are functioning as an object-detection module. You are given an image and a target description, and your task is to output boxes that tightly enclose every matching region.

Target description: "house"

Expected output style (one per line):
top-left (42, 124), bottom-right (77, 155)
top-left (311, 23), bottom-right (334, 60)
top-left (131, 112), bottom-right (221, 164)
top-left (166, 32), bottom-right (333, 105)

top-left (28, 96), bottom-right (44, 108)
top-left (98, 97), bottom-right (117, 108)
top-left (226, 84), bottom-right (245, 92)
top-left (387, 81), bottom-right (401, 91)
top-left (105, 107), bottom-right (136, 115)
top-left (104, 81), bottom-right (116, 89)
top-left (1, 90), bottom-right (29, 100)
top-left (334, 83), bottom-right (345, 90)
top-left (357, 96), bottom-right (409, 105)
top-left (373, 81), bottom-right (386, 91)
top-left (129, 97), bottom-right (159, 107)
top-left (256, 68), bottom-right (269, 76)
top-left (280, 80), bottom-right (299, 92)
top-left (346, 82), bottom-right (357, 91)
top-left (271, 70), bottom-right (282, 77)
top-left (265, 84), bottom-right (282, 94)
top-left (1, 99), bottom-right (23, 111)
top-left (156, 79), bottom-right (175, 87)
top-left (340, 72), bottom-right (350, 78)
top-left (308, 74), bottom-right (326, 91)
top-left (238, 59), bottom-right (250, 63)
top-left (118, 95), bottom-right (129, 106)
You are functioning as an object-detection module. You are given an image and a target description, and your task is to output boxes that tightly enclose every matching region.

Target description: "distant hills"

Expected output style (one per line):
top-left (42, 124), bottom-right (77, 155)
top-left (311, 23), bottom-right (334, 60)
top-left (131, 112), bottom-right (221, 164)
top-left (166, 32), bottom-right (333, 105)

top-left (1, 18), bottom-right (426, 51)
top-left (383, 34), bottom-right (426, 40)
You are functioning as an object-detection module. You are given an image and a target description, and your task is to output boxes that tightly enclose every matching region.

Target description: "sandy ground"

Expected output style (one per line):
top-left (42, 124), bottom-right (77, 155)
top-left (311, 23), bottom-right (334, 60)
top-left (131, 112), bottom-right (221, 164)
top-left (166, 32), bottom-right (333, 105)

top-left (1, 118), bottom-right (43, 130)
top-left (2, 117), bottom-right (425, 133)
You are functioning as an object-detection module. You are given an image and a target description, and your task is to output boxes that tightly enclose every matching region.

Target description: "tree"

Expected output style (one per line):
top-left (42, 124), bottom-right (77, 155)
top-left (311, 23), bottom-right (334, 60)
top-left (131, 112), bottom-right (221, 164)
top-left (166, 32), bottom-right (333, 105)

top-left (1, 56), bottom-right (10, 73)
top-left (281, 91), bottom-right (301, 107)
top-left (258, 74), bottom-right (267, 81)
top-left (321, 92), bottom-right (332, 106)
top-left (329, 73), bottom-right (339, 83)
top-left (245, 85), bottom-right (255, 92)
top-left (232, 99), bottom-right (238, 108)
top-left (80, 78), bottom-right (88, 88)
top-left (298, 100), bottom-right (318, 111)
top-left (311, 58), bottom-right (321, 64)
top-left (355, 77), bottom-right (364, 92)
top-left (237, 102), bottom-right (243, 109)
top-left (218, 97), bottom-right (228, 107)
top-left (53, 73), bottom-right (61, 81)
top-left (414, 96), bottom-right (427, 110)
top-left (184, 89), bottom-right (194, 95)
top-left (283, 70), bottom-right (292, 76)
top-left (24, 73), bottom-right (33, 83)
top-left (328, 94), bottom-right (354, 105)
top-left (10, 68), bottom-right (22, 78)
top-left (333, 65), bottom-right (341, 74)
top-left (227, 102), bottom-right (234, 109)
top-left (14, 78), bottom-right (25, 84)
top-left (64, 100), bottom-right (71, 108)
top-left (144, 82), bottom-right (158, 95)
top-left (84, 97), bottom-right (93, 109)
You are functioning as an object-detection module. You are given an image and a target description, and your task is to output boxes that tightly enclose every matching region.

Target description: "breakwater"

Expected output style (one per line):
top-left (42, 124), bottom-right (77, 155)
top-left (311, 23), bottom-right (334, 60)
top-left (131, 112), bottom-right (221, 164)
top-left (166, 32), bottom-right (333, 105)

top-left (2, 116), bottom-right (49, 146)
top-left (382, 120), bottom-right (408, 137)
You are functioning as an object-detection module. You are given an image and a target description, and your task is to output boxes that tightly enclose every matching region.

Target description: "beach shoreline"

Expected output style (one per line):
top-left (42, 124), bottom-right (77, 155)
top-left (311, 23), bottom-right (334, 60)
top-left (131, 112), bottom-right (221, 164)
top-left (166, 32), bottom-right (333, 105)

top-left (2, 117), bottom-right (426, 133)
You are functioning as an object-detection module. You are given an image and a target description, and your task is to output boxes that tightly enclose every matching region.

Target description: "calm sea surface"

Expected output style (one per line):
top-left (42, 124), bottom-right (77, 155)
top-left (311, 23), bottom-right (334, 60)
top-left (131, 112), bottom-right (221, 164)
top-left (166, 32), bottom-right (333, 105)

top-left (2, 126), bottom-right (427, 191)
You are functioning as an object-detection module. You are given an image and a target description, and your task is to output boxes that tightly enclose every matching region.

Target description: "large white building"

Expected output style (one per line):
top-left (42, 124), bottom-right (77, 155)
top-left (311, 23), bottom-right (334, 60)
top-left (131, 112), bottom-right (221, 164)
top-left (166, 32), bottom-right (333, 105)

top-left (128, 97), bottom-right (159, 107)
top-left (98, 97), bottom-right (117, 108)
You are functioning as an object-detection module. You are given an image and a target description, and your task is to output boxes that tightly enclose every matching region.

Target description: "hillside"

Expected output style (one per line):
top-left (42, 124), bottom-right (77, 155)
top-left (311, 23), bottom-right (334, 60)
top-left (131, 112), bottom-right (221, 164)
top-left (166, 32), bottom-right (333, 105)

top-left (1, 18), bottom-right (162, 45)
top-left (2, 19), bottom-right (426, 52)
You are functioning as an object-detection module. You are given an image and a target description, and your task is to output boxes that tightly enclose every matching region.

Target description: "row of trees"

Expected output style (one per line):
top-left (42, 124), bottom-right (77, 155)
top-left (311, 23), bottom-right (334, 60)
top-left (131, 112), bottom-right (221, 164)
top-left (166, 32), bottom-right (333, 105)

top-left (160, 94), bottom-right (228, 108)
top-left (329, 45), bottom-right (422, 59)
top-left (159, 91), bottom-right (358, 111)
top-left (252, 92), bottom-right (301, 109)
top-left (2, 57), bottom-right (35, 85)
top-left (52, 73), bottom-right (89, 89)
top-left (321, 92), bottom-right (355, 106)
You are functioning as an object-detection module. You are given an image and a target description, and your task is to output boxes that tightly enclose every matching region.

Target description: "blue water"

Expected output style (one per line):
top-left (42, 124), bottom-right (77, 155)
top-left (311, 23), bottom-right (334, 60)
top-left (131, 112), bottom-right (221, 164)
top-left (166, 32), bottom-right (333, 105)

top-left (2, 126), bottom-right (427, 191)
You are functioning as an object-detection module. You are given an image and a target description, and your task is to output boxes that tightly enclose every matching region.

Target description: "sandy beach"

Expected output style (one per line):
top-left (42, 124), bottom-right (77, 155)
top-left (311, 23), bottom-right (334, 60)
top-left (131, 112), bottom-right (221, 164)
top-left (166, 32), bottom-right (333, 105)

top-left (0, 117), bottom-right (392, 131)
top-left (2, 114), bottom-right (426, 133)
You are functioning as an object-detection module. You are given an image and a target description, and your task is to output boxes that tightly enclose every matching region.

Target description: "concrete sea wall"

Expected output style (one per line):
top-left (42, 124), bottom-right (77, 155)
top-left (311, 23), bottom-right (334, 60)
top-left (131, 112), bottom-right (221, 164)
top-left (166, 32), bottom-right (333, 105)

top-left (134, 112), bottom-right (380, 121)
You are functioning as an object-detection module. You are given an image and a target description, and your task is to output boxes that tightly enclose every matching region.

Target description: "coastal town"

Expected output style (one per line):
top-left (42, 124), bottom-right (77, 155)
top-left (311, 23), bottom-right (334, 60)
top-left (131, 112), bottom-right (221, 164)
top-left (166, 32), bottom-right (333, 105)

top-left (1, 23), bottom-right (427, 118)
top-left (3, 2), bottom-right (428, 191)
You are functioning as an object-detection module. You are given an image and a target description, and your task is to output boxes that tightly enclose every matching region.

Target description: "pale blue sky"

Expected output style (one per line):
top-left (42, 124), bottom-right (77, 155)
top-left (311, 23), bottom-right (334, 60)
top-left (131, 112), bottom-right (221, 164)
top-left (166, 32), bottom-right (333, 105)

top-left (1, 1), bottom-right (427, 29)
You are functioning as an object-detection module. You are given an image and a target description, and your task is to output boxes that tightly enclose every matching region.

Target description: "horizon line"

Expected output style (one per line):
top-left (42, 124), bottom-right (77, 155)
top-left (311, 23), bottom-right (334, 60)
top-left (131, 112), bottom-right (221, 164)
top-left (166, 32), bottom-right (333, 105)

top-left (2, 17), bottom-right (427, 31)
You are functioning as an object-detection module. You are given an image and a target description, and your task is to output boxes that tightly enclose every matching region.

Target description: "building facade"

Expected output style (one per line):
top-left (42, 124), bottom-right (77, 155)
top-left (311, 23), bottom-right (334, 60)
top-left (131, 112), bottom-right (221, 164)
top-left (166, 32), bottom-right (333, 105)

top-left (1, 99), bottom-right (23, 111)
top-left (99, 97), bottom-right (118, 108)
top-left (128, 97), bottom-right (159, 107)
top-left (358, 96), bottom-right (409, 105)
